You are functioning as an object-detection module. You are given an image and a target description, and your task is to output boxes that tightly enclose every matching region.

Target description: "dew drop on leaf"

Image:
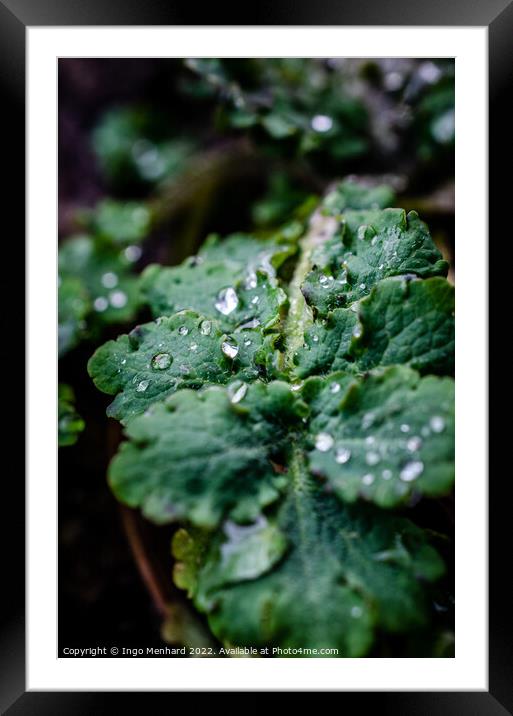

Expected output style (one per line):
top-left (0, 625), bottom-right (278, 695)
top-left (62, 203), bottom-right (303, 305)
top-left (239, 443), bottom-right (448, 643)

top-left (101, 271), bottom-right (118, 288)
top-left (109, 290), bottom-right (128, 308)
top-left (407, 436), bottom-right (422, 452)
top-left (151, 353), bottom-right (172, 370)
top-left (221, 341), bottom-right (239, 359)
top-left (229, 382), bottom-right (248, 404)
top-left (430, 416), bottom-right (445, 433)
top-left (335, 447), bottom-right (351, 464)
top-left (200, 320), bottom-right (212, 335)
top-left (93, 296), bottom-right (109, 312)
top-left (400, 460), bottom-right (424, 482)
top-left (178, 326), bottom-right (189, 336)
top-left (366, 451), bottom-right (380, 466)
top-left (124, 245), bottom-right (142, 262)
top-left (136, 379), bottom-right (150, 392)
top-left (315, 432), bottom-right (334, 452)
top-left (215, 287), bottom-right (238, 315)
top-left (311, 114), bottom-right (333, 132)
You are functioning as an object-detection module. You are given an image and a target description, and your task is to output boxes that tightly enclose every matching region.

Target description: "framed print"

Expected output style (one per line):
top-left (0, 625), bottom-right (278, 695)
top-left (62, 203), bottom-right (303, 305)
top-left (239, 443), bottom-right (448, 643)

top-left (0, 0), bottom-right (506, 709)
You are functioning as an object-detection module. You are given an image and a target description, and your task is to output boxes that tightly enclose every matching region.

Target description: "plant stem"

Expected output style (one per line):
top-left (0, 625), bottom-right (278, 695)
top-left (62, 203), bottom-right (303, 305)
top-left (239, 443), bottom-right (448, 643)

top-left (282, 207), bottom-right (339, 372)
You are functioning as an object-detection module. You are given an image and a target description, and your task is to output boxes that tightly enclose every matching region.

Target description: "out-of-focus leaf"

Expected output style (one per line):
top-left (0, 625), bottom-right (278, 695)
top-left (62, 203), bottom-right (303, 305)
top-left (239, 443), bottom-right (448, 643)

top-left (58, 384), bottom-right (85, 446)
top-left (173, 452), bottom-right (445, 655)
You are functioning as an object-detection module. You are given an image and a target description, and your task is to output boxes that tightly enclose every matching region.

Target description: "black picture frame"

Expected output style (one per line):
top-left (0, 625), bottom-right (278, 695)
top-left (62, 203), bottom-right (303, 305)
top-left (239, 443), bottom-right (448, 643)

top-left (1, 0), bottom-right (504, 710)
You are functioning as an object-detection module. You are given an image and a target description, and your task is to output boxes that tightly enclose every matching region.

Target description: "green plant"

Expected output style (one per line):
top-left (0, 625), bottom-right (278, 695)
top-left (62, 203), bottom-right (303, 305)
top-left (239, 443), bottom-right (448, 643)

top-left (58, 384), bottom-right (85, 447)
top-left (87, 179), bottom-right (454, 656)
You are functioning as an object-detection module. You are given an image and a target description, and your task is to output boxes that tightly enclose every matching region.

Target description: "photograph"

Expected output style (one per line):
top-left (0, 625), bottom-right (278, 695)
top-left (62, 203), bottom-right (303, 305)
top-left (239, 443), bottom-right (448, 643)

top-left (57, 57), bottom-right (456, 660)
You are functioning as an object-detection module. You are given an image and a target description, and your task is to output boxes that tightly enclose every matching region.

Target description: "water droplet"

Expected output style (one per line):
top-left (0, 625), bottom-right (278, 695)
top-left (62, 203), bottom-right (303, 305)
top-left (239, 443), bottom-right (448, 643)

top-left (351, 605), bottom-right (363, 618)
top-left (189, 343), bottom-right (198, 352)
top-left (384, 71), bottom-right (403, 91)
top-left (291, 382), bottom-right (303, 392)
top-left (178, 326), bottom-right (189, 336)
top-left (418, 61), bottom-right (442, 84)
top-left (229, 382), bottom-right (248, 404)
top-left (362, 473), bottom-right (375, 486)
top-left (330, 382), bottom-right (341, 394)
top-left (352, 325), bottom-right (362, 338)
top-left (244, 339), bottom-right (252, 347)
top-left (101, 271), bottom-right (118, 288)
top-left (400, 460), bottom-right (424, 482)
top-left (311, 114), bottom-right (333, 133)
top-left (245, 274), bottom-right (257, 290)
top-left (365, 435), bottom-right (376, 446)
top-left (378, 263), bottom-right (384, 270)
top-left (430, 416), bottom-right (445, 433)
top-left (315, 432), bottom-right (334, 452)
top-left (136, 380), bottom-right (149, 392)
top-left (124, 245), bottom-right (142, 262)
top-left (359, 283), bottom-right (366, 290)
top-left (94, 296), bottom-right (108, 312)
top-left (357, 226), bottom-right (368, 241)
top-left (400, 423), bottom-right (410, 433)
top-left (151, 353), bottom-right (172, 370)
top-left (215, 287), bottom-right (239, 315)
top-left (366, 451), bottom-right (380, 466)
top-left (236, 318), bottom-right (260, 331)
top-left (319, 274), bottom-right (329, 285)
top-left (109, 290), bottom-right (128, 308)
top-left (221, 341), bottom-right (239, 359)
top-left (362, 413), bottom-right (375, 430)
top-left (312, 335), bottom-right (319, 343)
top-left (121, 359), bottom-right (126, 365)
top-left (382, 469), bottom-right (393, 480)
top-left (251, 295), bottom-right (259, 305)
top-left (200, 320), bottom-right (212, 335)
top-left (407, 436), bottom-right (422, 452)
top-left (335, 447), bottom-right (351, 464)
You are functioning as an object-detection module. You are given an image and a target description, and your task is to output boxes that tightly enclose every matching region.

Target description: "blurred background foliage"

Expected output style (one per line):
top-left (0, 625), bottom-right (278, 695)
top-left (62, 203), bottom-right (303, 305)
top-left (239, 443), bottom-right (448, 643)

top-left (58, 58), bottom-right (454, 655)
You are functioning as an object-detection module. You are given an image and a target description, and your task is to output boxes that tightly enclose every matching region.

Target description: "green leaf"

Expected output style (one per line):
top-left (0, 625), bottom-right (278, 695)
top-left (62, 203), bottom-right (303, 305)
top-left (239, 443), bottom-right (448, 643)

top-left (184, 58), bottom-right (369, 163)
top-left (173, 450), bottom-right (445, 656)
top-left (92, 106), bottom-right (195, 188)
top-left (305, 367), bottom-right (455, 508)
top-left (355, 276), bottom-right (455, 374)
top-left (322, 179), bottom-right (396, 215)
top-left (79, 199), bottom-right (152, 246)
top-left (302, 209), bottom-right (448, 316)
top-left (58, 275), bottom-right (90, 356)
top-left (295, 277), bottom-right (455, 378)
top-left (88, 182), bottom-right (455, 656)
top-left (198, 232), bottom-right (296, 271)
top-left (140, 233), bottom-right (295, 330)
top-left (58, 384), bottom-right (85, 447)
top-left (59, 235), bottom-right (140, 328)
top-left (108, 382), bottom-right (303, 528)
top-left (87, 311), bottom-right (263, 423)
